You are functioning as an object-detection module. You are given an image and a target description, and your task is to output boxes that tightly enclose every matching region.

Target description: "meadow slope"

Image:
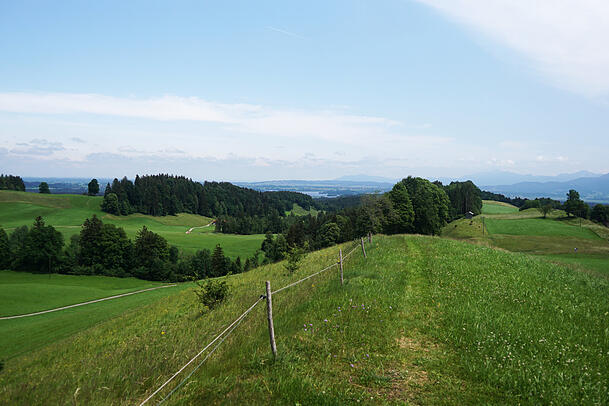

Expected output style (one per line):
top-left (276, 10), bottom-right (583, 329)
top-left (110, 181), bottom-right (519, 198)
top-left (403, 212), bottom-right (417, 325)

top-left (0, 190), bottom-right (264, 258)
top-left (1, 235), bottom-right (607, 405)
top-left (444, 200), bottom-right (609, 275)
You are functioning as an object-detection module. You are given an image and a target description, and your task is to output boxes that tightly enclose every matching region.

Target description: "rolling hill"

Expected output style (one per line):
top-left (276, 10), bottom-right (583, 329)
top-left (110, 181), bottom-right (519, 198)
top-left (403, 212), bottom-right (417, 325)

top-left (1, 235), bottom-right (608, 404)
top-left (0, 190), bottom-right (264, 259)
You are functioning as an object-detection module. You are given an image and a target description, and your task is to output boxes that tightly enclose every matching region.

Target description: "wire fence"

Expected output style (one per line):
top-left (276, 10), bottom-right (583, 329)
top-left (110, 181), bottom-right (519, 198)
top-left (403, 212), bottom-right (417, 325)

top-left (139, 237), bottom-right (370, 405)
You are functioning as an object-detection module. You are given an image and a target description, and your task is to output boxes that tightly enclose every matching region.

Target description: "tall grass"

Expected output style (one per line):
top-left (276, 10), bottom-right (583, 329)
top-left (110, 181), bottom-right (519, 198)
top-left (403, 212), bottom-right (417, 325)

top-left (1, 236), bottom-right (607, 404)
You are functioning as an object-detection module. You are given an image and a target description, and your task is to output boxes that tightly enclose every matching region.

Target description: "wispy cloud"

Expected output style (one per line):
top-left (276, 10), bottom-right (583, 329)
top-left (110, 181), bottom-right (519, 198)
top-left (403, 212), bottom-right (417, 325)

top-left (266, 26), bottom-right (306, 40)
top-left (415, 0), bottom-right (609, 96)
top-left (0, 92), bottom-right (405, 146)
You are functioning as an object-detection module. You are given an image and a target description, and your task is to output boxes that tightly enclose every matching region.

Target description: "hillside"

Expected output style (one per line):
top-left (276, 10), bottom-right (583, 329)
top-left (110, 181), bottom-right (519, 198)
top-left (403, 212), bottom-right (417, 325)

top-left (443, 200), bottom-right (609, 275)
top-left (0, 190), bottom-right (263, 259)
top-left (1, 235), bottom-right (608, 404)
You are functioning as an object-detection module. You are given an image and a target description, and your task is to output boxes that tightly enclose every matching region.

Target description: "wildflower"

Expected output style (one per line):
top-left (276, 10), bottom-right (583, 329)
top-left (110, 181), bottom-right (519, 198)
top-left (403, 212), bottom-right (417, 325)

top-left (161, 331), bottom-right (165, 335)
top-left (324, 319), bottom-right (328, 322)
top-left (350, 363), bottom-right (355, 368)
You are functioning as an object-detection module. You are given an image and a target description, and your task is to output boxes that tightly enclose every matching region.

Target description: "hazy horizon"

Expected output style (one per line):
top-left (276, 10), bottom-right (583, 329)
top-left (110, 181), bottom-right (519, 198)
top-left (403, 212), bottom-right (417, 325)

top-left (2, 1), bottom-right (609, 180)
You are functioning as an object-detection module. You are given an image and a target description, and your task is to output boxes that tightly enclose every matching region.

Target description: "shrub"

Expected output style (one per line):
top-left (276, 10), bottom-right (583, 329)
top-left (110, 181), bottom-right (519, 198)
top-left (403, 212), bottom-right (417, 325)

top-left (284, 246), bottom-right (306, 274)
top-left (194, 278), bottom-right (229, 312)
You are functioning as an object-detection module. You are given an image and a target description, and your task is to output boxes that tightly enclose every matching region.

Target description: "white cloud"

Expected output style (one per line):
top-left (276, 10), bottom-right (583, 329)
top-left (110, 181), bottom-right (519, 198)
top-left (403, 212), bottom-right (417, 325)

top-left (415, 0), bottom-right (609, 96)
top-left (0, 92), bottom-right (403, 146)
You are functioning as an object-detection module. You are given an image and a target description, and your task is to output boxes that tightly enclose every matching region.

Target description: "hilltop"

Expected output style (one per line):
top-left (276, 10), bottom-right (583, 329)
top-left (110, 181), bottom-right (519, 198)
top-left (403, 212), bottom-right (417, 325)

top-left (1, 235), bottom-right (608, 405)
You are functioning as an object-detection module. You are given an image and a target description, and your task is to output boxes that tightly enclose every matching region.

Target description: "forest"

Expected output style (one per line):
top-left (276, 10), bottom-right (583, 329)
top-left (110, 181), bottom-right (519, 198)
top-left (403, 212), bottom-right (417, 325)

top-left (4, 171), bottom-right (607, 281)
top-left (0, 175), bottom-right (26, 191)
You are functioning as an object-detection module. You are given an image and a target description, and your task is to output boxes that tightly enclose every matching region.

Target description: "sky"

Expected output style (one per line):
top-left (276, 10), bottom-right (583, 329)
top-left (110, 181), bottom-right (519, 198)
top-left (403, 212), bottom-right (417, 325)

top-left (1, 0), bottom-right (609, 181)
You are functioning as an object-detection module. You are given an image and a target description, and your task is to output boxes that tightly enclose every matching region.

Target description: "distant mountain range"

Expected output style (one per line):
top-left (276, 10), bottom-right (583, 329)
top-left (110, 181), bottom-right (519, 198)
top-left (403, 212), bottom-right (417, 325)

top-left (481, 173), bottom-right (609, 203)
top-left (18, 171), bottom-right (609, 203)
top-left (438, 170), bottom-right (601, 186)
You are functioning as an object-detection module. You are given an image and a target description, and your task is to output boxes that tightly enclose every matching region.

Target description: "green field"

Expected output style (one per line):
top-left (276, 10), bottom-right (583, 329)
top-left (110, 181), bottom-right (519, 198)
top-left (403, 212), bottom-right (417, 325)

top-left (0, 270), bottom-right (166, 317)
top-left (485, 217), bottom-right (602, 239)
top-left (481, 200), bottom-right (519, 214)
top-left (0, 191), bottom-right (264, 259)
top-left (443, 201), bottom-right (609, 274)
top-left (1, 235), bottom-right (608, 404)
top-left (0, 271), bottom-right (186, 360)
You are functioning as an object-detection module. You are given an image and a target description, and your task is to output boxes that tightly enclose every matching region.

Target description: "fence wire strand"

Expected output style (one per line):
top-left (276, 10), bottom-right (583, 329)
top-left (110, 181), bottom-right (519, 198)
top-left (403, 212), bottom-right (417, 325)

top-left (138, 297), bottom-right (264, 406)
top-left (156, 299), bottom-right (256, 405)
top-left (140, 239), bottom-right (368, 405)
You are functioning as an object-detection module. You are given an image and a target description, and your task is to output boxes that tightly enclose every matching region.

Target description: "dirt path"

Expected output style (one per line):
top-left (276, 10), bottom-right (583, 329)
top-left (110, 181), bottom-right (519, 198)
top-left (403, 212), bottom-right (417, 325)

top-left (185, 220), bottom-right (215, 234)
top-left (0, 284), bottom-right (177, 320)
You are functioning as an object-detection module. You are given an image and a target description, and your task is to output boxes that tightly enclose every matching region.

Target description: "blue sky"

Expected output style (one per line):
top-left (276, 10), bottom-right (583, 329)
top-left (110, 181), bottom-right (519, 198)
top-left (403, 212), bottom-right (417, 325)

top-left (1, 0), bottom-right (608, 181)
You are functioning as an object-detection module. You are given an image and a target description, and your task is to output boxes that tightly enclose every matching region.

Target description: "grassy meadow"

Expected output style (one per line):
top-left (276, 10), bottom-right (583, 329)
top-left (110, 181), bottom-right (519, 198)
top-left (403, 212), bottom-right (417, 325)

top-left (1, 235), bottom-right (608, 404)
top-left (444, 200), bottom-right (609, 275)
top-left (0, 270), bottom-right (166, 317)
top-left (0, 190), bottom-right (264, 259)
top-left (0, 271), bottom-right (185, 360)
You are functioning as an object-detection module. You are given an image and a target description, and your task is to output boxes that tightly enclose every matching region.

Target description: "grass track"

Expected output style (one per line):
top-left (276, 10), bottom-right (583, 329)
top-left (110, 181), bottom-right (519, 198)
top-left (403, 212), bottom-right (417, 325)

top-left (1, 236), bottom-right (608, 404)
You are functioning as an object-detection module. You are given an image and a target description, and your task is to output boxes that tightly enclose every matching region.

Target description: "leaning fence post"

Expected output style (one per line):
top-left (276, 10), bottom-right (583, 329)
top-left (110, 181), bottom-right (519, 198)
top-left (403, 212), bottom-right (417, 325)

top-left (265, 281), bottom-right (277, 358)
top-left (339, 248), bottom-right (344, 285)
top-left (361, 237), bottom-right (367, 258)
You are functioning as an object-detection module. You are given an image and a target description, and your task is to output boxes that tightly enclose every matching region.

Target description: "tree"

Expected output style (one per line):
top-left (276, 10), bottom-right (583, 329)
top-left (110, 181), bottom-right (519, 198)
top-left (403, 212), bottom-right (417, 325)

top-left (284, 246), bottom-right (305, 274)
top-left (0, 228), bottom-right (10, 269)
top-left (398, 177), bottom-right (450, 235)
top-left (79, 215), bottom-right (104, 266)
top-left (88, 179), bottom-right (100, 196)
top-left (14, 217), bottom-right (63, 273)
top-left (538, 203), bottom-right (554, 218)
top-left (99, 223), bottom-right (133, 272)
top-left (8, 225), bottom-right (28, 259)
top-left (134, 226), bottom-right (169, 267)
top-left (444, 180), bottom-right (482, 218)
top-left (38, 182), bottom-right (50, 194)
top-left (591, 204), bottom-right (609, 226)
top-left (101, 193), bottom-right (121, 215)
top-left (211, 244), bottom-right (228, 277)
top-left (564, 190), bottom-right (583, 217)
top-left (319, 222), bottom-right (341, 247)
top-left (387, 182), bottom-right (415, 233)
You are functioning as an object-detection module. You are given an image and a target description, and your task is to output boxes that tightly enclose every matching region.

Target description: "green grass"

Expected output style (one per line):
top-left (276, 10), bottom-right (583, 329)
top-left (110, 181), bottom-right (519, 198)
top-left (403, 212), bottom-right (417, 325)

top-left (541, 253), bottom-right (609, 276)
top-left (0, 191), bottom-right (264, 259)
top-left (481, 200), bottom-right (519, 214)
top-left (0, 270), bottom-right (165, 317)
top-left (443, 201), bottom-right (609, 275)
top-left (2, 236), bottom-right (608, 404)
top-left (0, 270), bottom-right (186, 359)
top-left (485, 217), bottom-right (602, 239)
top-left (286, 203), bottom-right (320, 216)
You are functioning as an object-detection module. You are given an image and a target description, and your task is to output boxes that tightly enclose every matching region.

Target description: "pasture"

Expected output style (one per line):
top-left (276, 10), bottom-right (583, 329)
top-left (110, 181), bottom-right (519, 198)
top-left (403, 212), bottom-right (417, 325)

top-left (442, 201), bottom-right (609, 273)
top-left (481, 200), bottom-right (519, 214)
top-left (0, 270), bottom-right (184, 359)
top-left (1, 236), bottom-right (608, 404)
top-left (0, 191), bottom-right (264, 259)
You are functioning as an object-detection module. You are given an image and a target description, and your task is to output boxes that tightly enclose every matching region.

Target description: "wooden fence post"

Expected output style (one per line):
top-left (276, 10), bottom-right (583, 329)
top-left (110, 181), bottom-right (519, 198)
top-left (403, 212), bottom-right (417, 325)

top-left (368, 232), bottom-right (372, 244)
top-left (339, 248), bottom-right (344, 285)
top-left (265, 281), bottom-right (277, 358)
top-left (361, 237), bottom-right (367, 258)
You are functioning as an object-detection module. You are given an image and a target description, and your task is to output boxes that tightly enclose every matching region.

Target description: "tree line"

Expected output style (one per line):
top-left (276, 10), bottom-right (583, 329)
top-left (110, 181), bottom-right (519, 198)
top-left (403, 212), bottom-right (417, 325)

top-left (0, 215), bottom-right (259, 281)
top-left (259, 177), bottom-right (456, 263)
top-left (101, 174), bottom-right (315, 219)
top-left (0, 175), bottom-right (25, 191)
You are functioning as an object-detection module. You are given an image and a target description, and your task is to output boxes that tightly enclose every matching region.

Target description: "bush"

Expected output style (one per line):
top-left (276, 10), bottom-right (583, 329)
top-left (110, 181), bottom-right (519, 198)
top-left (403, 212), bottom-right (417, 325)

top-left (284, 246), bottom-right (305, 274)
top-left (194, 278), bottom-right (229, 312)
